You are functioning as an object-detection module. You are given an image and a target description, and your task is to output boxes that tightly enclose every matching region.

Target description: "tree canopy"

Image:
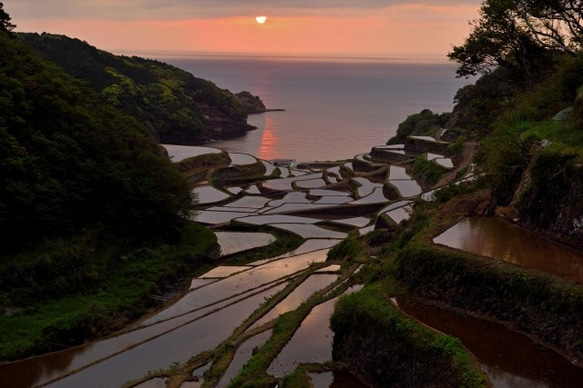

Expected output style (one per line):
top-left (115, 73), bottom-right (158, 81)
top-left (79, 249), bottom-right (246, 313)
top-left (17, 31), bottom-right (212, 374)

top-left (448, 0), bottom-right (583, 80)
top-left (0, 27), bottom-right (194, 252)
top-left (0, 2), bottom-right (15, 34)
top-left (19, 33), bottom-right (254, 145)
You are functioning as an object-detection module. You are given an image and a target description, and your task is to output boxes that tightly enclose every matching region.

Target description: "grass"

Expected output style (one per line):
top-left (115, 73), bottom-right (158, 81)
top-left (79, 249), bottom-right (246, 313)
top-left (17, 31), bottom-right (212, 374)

top-left (516, 120), bottom-right (583, 154)
top-left (330, 283), bottom-right (488, 388)
top-left (0, 222), bottom-right (217, 361)
top-left (412, 154), bottom-right (449, 185)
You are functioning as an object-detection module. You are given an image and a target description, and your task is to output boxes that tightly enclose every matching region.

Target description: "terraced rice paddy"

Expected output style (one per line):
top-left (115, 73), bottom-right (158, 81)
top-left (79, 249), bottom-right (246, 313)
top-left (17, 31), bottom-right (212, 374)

top-left (4, 141), bottom-right (467, 388)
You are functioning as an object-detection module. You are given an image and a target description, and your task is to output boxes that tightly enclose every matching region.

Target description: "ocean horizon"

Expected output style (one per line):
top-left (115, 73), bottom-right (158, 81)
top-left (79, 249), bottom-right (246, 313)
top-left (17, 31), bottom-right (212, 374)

top-left (121, 50), bottom-right (453, 64)
top-left (148, 52), bottom-right (474, 161)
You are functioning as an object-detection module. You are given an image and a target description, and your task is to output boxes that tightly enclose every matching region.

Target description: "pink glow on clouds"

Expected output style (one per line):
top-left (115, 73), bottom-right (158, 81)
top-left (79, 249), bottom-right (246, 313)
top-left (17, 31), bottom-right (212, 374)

top-left (14, 4), bottom-right (479, 59)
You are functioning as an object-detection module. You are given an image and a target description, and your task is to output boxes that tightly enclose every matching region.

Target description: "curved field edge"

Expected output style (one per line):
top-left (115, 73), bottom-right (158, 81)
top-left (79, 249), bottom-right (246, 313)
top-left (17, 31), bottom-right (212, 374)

top-left (392, 189), bottom-right (583, 365)
top-left (395, 242), bottom-right (583, 363)
top-left (330, 283), bottom-right (488, 388)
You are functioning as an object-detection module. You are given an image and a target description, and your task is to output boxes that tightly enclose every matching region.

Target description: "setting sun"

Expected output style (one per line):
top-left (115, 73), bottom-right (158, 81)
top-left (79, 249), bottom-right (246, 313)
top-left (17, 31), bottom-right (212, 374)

top-left (255, 15), bottom-right (267, 24)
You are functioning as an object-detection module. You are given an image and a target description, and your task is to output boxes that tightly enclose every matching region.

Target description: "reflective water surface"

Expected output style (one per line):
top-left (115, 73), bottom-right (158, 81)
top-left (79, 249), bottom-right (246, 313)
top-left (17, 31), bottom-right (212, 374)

top-left (47, 285), bottom-right (287, 388)
top-left (397, 297), bottom-right (583, 388)
top-left (251, 274), bottom-right (339, 329)
top-left (0, 284), bottom-right (287, 388)
top-left (434, 217), bottom-right (583, 283)
top-left (217, 330), bottom-right (273, 388)
top-left (268, 297), bottom-right (339, 378)
top-left (215, 231), bottom-right (276, 256)
top-left (309, 370), bottom-right (370, 388)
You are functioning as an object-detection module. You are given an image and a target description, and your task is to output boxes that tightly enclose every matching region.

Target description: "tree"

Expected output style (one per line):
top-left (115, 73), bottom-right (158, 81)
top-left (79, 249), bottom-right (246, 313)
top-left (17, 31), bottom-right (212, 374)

top-left (518, 0), bottom-right (583, 54)
top-left (0, 2), bottom-right (16, 34)
top-left (0, 31), bottom-right (195, 250)
top-left (449, 0), bottom-right (583, 80)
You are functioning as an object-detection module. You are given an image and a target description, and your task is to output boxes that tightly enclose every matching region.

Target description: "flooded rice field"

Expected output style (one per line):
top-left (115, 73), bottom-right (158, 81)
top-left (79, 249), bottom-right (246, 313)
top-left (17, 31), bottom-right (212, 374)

top-left (383, 205), bottom-right (412, 224)
top-left (397, 297), bottom-right (583, 388)
top-left (251, 273), bottom-right (339, 329)
top-left (8, 141), bottom-right (573, 388)
top-left (47, 285), bottom-right (288, 388)
top-left (161, 144), bottom-right (222, 162)
top-left (228, 153), bottom-right (257, 165)
top-left (387, 179), bottom-right (423, 198)
top-left (267, 285), bottom-right (362, 378)
top-left (192, 186), bottom-right (231, 205)
top-left (216, 330), bottom-right (273, 388)
top-left (388, 165), bottom-right (411, 180)
top-left (1, 283), bottom-right (287, 388)
top-left (268, 297), bottom-right (341, 378)
top-left (142, 249), bottom-right (331, 325)
top-left (214, 231), bottom-right (276, 256)
top-left (434, 217), bottom-right (583, 283)
top-left (350, 187), bottom-right (387, 205)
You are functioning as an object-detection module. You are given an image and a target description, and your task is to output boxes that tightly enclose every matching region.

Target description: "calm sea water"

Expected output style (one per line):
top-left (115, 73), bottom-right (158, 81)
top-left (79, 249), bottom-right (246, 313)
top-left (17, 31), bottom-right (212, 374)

top-left (157, 54), bottom-right (472, 161)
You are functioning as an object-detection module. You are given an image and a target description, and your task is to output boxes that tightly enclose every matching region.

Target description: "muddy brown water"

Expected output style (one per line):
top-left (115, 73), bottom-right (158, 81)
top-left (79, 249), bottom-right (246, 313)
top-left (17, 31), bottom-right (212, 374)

top-left (433, 216), bottom-right (583, 284)
top-left (397, 297), bottom-right (583, 388)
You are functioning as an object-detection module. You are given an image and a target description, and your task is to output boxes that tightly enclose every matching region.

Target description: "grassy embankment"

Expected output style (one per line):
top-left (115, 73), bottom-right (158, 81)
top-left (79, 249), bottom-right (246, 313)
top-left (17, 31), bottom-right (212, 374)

top-left (125, 256), bottom-right (363, 388)
top-left (331, 283), bottom-right (488, 388)
top-left (0, 223), bottom-right (217, 362)
top-left (393, 190), bottom-right (583, 362)
top-left (326, 179), bottom-right (583, 384)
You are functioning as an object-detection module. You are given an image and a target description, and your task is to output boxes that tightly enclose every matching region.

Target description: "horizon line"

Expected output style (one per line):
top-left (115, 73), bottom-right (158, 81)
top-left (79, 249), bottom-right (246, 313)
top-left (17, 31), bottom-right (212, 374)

top-left (111, 49), bottom-right (453, 64)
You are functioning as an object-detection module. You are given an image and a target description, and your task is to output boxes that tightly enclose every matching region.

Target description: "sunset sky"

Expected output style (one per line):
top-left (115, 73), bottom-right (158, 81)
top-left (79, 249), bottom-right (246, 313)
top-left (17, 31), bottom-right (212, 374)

top-left (9, 1), bottom-right (482, 60)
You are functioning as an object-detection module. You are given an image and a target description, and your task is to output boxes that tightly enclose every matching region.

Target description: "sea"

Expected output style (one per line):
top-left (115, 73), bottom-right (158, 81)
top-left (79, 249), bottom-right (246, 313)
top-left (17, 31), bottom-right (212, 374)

top-left (152, 53), bottom-right (474, 162)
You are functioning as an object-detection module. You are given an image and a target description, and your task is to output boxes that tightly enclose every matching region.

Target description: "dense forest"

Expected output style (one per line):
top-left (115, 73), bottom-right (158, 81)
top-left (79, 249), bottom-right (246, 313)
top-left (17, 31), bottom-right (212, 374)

top-left (0, 4), bottom-right (218, 360)
top-left (19, 32), bottom-right (256, 145)
top-left (0, 21), bottom-right (196, 252)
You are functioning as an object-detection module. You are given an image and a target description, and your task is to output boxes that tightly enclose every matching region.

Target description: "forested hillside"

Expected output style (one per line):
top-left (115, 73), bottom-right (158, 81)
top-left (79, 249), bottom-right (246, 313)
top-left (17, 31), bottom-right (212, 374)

top-left (19, 32), bottom-right (255, 144)
top-left (448, 0), bottom-right (583, 246)
top-left (0, 27), bottom-right (195, 252)
top-left (0, 5), bottom-right (217, 361)
top-left (397, 0), bottom-right (583, 245)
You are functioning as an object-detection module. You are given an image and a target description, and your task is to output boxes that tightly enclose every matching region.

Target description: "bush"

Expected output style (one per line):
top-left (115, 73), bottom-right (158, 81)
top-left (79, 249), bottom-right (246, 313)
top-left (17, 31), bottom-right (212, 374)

top-left (331, 283), bottom-right (487, 387)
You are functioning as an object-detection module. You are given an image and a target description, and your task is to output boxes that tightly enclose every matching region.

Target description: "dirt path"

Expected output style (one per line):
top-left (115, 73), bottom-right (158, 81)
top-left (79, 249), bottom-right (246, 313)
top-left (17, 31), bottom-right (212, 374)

top-left (435, 140), bottom-right (477, 187)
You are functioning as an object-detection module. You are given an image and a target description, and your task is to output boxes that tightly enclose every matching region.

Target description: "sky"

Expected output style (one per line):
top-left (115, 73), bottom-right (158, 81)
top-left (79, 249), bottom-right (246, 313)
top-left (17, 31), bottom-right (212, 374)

top-left (7, 1), bottom-right (482, 60)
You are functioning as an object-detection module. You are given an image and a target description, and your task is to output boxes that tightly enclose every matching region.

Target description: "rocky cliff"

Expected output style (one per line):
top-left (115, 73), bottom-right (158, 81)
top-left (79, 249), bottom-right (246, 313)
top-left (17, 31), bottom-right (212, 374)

top-left (508, 149), bottom-right (583, 249)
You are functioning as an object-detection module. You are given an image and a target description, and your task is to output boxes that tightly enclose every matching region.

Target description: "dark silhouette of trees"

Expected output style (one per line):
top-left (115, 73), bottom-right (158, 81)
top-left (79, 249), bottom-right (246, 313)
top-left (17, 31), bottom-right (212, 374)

top-left (0, 2), bottom-right (15, 34)
top-left (449, 0), bottom-right (583, 80)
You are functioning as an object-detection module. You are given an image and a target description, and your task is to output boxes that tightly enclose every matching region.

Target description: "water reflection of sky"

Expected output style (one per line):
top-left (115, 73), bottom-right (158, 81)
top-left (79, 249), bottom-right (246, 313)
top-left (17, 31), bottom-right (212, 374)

top-left (251, 274), bottom-right (338, 329)
top-left (434, 217), bottom-right (583, 284)
top-left (145, 249), bottom-right (331, 324)
top-left (268, 297), bottom-right (339, 378)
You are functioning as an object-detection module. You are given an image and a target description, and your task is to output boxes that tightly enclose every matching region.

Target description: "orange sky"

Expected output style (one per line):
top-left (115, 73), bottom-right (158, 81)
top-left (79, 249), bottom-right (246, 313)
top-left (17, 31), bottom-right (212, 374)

top-left (10, 2), bottom-right (481, 60)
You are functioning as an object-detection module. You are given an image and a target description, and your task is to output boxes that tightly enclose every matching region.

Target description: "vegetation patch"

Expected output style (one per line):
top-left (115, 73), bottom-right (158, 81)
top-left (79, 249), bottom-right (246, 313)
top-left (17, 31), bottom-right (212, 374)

top-left (412, 154), bottom-right (449, 185)
top-left (330, 283), bottom-right (487, 388)
top-left (387, 109), bottom-right (450, 145)
top-left (175, 151), bottom-right (232, 179)
top-left (0, 222), bottom-right (217, 361)
top-left (395, 242), bottom-right (583, 362)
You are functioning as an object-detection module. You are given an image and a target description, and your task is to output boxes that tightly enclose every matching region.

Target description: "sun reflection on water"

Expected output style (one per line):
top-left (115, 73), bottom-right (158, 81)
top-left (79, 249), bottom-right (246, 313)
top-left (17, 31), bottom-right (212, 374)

top-left (258, 114), bottom-right (279, 160)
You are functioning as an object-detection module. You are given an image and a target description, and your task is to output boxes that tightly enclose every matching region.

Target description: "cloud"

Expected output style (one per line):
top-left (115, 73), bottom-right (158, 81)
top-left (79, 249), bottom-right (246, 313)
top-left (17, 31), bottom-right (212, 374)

top-left (10, 0), bottom-right (482, 20)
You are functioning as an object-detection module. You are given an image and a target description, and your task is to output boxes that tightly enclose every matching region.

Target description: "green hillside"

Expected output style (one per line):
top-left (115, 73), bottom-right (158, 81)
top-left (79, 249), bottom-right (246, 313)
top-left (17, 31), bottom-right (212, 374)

top-left (0, 5), bottom-right (217, 361)
top-left (19, 32), bottom-right (255, 145)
